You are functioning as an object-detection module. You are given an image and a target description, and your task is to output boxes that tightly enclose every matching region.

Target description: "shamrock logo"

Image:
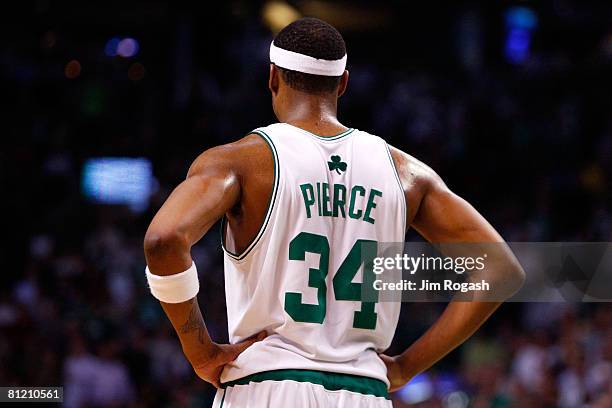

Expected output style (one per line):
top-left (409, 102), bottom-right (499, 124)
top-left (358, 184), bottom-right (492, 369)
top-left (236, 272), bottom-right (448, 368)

top-left (328, 155), bottom-right (347, 174)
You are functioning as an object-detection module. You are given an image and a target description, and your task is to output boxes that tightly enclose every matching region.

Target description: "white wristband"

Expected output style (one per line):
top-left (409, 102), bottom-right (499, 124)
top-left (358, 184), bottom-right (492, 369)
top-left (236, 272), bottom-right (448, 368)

top-left (145, 262), bottom-right (199, 303)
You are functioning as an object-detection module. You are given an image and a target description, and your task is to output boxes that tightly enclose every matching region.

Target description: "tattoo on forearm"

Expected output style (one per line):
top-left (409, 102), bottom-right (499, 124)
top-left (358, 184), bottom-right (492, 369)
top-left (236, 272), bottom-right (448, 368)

top-left (179, 299), bottom-right (207, 344)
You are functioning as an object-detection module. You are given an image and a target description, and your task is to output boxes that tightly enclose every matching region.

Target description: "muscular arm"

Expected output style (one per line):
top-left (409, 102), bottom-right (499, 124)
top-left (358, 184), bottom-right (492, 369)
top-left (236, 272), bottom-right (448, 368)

top-left (143, 138), bottom-right (266, 386)
top-left (145, 144), bottom-right (240, 275)
top-left (383, 146), bottom-right (525, 391)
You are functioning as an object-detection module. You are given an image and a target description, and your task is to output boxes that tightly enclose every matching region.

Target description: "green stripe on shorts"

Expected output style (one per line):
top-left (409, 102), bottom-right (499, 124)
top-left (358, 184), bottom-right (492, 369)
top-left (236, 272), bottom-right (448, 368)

top-left (221, 369), bottom-right (389, 399)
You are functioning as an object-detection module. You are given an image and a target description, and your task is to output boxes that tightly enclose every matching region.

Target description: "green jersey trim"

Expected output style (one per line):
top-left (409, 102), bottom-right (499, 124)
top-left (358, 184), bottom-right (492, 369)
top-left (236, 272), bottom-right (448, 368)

top-left (384, 142), bottom-right (407, 236)
top-left (283, 123), bottom-right (355, 141)
top-left (221, 130), bottom-right (280, 261)
top-left (219, 389), bottom-right (226, 408)
top-left (221, 369), bottom-right (389, 399)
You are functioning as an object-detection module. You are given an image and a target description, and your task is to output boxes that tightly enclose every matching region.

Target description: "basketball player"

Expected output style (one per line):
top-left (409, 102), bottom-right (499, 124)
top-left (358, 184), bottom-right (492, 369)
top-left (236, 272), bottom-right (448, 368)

top-left (144, 18), bottom-right (524, 407)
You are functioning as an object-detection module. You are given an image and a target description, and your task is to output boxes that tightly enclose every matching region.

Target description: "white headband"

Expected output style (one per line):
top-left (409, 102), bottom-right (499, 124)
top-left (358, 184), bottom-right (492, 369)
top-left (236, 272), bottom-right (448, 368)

top-left (270, 42), bottom-right (347, 76)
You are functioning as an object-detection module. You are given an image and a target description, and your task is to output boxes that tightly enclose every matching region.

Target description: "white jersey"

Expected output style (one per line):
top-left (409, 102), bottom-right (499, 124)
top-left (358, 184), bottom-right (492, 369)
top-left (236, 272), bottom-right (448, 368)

top-left (220, 122), bottom-right (406, 386)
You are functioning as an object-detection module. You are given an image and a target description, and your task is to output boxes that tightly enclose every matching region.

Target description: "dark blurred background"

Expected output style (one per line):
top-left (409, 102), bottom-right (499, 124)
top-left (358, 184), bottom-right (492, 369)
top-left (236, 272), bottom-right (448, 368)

top-left (0, 1), bottom-right (610, 407)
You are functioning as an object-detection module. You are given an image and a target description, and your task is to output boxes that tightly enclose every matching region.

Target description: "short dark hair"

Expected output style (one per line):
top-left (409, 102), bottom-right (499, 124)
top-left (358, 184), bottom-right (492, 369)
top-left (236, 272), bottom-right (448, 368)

top-left (273, 17), bottom-right (346, 94)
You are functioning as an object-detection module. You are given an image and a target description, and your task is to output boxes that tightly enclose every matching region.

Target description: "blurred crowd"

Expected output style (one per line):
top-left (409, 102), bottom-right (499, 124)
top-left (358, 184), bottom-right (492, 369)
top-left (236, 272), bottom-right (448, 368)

top-left (0, 1), bottom-right (610, 407)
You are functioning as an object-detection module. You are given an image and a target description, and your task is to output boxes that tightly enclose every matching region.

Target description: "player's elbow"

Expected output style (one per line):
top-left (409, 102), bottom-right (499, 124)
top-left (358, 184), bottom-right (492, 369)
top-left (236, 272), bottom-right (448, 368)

top-left (504, 256), bottom-right (526, 298)
top-left (514, 263), bottom-right (526, 291)
top-left (143, 227), bottom-right (189, 262)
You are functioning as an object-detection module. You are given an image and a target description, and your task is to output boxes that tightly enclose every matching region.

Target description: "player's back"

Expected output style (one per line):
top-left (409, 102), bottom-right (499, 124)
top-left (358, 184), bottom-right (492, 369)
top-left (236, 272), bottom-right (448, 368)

top-left (220, 122), bottom-right (406, 387)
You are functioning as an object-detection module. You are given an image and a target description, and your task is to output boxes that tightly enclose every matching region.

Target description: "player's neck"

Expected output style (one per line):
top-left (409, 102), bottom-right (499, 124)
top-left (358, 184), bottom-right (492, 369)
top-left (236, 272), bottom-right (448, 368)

top-left (277, 93), bottom-right (346, 136)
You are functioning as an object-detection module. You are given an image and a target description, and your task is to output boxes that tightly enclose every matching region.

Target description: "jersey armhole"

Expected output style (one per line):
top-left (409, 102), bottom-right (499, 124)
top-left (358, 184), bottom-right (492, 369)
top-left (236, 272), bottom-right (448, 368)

top-left (384, 142), bottom-right (408, 237)
top-left (220, 130), bottom-right (280, 261)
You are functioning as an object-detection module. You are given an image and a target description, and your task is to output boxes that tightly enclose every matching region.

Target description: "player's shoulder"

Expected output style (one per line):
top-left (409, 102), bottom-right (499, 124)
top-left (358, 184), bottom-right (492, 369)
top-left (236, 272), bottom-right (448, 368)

top-left (388, 145), bottom-right (433, 175)
top-left (187, 129), bottom-right (273, 178)
top-left (388, 145), bottom-right (446, 193)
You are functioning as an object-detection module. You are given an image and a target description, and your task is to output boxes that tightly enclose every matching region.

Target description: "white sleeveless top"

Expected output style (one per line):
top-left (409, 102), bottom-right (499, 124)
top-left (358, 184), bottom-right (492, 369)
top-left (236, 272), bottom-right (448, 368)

top-left (220, 122), bottom-right (406, 385)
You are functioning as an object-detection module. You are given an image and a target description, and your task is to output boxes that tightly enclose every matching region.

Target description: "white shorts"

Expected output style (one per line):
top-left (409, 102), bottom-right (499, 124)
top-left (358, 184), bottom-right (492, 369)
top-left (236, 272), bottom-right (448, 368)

top-left (212, 370), bottom-right (392, 408)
